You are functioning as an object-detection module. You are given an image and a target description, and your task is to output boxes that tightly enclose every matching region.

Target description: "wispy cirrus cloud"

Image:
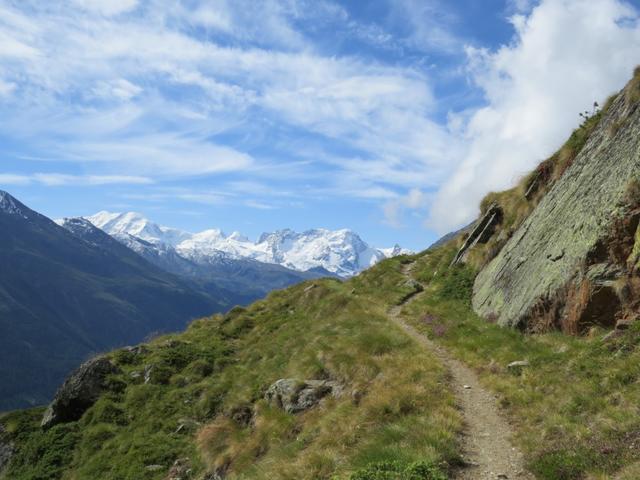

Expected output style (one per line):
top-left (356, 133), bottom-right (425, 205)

top-left (0, 173), bottom-right (152, 186)
top-left (71, 0), bottom-right (139, 16)
top-left (389, 0), bottom-right (462, 54)
top-left (0, 0), bottom-right (451, 194)
top-left (4, 0), bottom-right (640, 251)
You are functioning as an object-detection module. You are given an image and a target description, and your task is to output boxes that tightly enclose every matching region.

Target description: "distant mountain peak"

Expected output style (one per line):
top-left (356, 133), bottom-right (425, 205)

top-left (229, 231), bottom-right (248, 242)
top-left (86, 211), bottom-right (191, 246)
top-left (57, 216), bottom-right (95, 230)
top-left (56, 217), bottom-right (103, 240)
top-left (380, 244), bottom-right (411, 258)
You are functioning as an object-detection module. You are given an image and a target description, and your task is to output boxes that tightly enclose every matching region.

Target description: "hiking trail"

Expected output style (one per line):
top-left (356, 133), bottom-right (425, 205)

top-left (388, 263), bottom-right (533, 480)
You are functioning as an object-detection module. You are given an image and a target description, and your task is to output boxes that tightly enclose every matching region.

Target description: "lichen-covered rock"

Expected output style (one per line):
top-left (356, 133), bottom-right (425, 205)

top-left (473, 75), bottom-right (640, 332)
top-left (41, 356), bottom-right (121, 428)
top-left (265, 379), bottom-right (339, 414)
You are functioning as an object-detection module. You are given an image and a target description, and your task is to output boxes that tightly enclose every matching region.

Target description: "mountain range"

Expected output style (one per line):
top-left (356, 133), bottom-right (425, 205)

top-left (86, 211), bottom-right (408, 278)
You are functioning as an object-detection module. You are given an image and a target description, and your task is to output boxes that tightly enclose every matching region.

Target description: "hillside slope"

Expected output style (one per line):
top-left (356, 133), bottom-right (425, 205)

top-left (1, 255), bottom-right (462, 480)
top-left (5, 244), bottom-right (640, 480)
top-left (0, 193), bottom-right (224, 411)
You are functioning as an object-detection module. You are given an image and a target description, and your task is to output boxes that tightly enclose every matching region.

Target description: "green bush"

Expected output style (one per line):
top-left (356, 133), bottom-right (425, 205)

top-left (85, 399), bottom-right (128, 426)
top-left (437, 265), bottom-right (475, 303)
top-left (530, 449), bottom-right (592, 480)
top-left (5, 422), bottom-right (80, 480)
top-left (184, 358), bottom-right (214, 379)
top-left (156, 341), bottom-right (199, 369)
top-left (348, 461), bottom-right (447, 480)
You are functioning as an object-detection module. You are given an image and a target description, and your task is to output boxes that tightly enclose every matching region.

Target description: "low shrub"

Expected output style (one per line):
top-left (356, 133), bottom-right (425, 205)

top-left (347, 460), bottom-right (447, 480)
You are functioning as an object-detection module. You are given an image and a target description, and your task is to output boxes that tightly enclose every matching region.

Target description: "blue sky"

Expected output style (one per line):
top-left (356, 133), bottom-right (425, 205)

top-left (1, 0), bottom-right (640, 250)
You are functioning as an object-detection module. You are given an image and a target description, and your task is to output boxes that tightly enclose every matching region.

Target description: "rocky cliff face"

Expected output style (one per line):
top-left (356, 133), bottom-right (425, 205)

top-left (473, 71), bottom-right (640, 333)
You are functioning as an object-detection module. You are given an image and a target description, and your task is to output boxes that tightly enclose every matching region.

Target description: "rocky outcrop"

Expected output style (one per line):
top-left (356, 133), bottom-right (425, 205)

top-left (265, 379), bottom-right (340, 414)
top-left (452, 204), bottom-right (503, 265)
top-left (41, 356), bottom-right (121, 429)
top-left (473, 75), bottom-right (640, 332)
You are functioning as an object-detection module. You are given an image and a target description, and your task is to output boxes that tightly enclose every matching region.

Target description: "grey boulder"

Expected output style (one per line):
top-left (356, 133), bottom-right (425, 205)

top-left (41, 356), bottom-right (121, 429)
top-left (265, 379), bottom-right (340, 414)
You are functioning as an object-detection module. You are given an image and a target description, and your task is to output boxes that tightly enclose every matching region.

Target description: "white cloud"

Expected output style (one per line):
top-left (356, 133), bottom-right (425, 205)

top-left (120, 188), bottom-right (231, 205)
top-left (92, 79), bottom-right (142, 100)
top-left (71, 0), bottom-right (139, 16)
top-left (390, 0), bottom-right (462, 53)
top-left (428, 0), bottom-right (640, 233)
top-left (0, 0), bottom-right (449, 187)
top-left (57, 135), bottom-right (254, 176)
top-left (244, 199), bottom-right (276, 210)
top-left (0, 174), bottom-right (30, 185)
top-left (383, 188), bottom-right (429, 227)
top-left (188, 3), bottom-right (233, 32)
top-left (33, 173), bottom-right (153, 186)
top-left (0, 173), bottom-right (153, 186)
top-left (507, 0), bottom-right (536, 14)
top-left (0, 78), bottom-right (15, 96)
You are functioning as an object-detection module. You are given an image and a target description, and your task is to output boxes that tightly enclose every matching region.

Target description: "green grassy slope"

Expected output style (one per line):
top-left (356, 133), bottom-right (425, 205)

top-left (3, 242), bottom-right (640, 479)
top-left (0, 256), bottom-right (460, 480)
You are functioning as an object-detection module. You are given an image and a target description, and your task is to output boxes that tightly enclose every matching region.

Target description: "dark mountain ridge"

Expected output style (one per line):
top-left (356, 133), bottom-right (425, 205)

top-left (0, 192), bottom-right (224, 411)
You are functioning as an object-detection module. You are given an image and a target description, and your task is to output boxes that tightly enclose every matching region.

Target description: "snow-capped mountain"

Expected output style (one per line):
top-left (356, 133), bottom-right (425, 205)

top-left (88, 211), bottom-right (191, 246)
top-left (252, 228), bottom-right (386, 277)
top-left (86, 211), bottom-right (410, 277)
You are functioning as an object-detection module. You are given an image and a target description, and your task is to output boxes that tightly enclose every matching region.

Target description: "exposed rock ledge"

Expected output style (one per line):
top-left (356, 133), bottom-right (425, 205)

top-left (451, 204), bottom-right (503, 265)
top-left (473, 75), bottom-right (640, 332)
